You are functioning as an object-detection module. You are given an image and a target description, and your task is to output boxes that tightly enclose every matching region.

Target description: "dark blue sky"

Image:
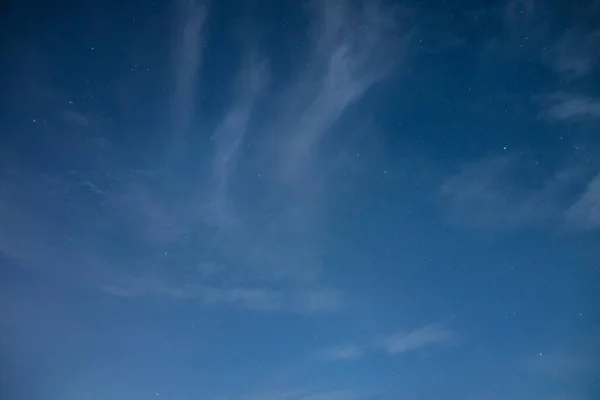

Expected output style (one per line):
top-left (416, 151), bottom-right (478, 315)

top-left (1, 1), bottom-right (599, 399)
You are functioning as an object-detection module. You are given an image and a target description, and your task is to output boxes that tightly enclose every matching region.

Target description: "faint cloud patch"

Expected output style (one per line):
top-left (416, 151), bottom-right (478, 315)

top-left (274, 0), bottom-right (412, 185)
top-left (524, 332), bottom-right (600, 381)
top-left (170, 0), bottom-right (207, 139)
top-left (543, 30), bottom-right (600, 80)
top-left (566, 172), bottom-right (600, 231)
top-left (319, 323), bottom-right (458, 361)
top-left (321, 344), bottom-right (364, 361)
top-left (61, 110), bottom-right (90, 129)
top-left (376, 323), bottom-right (457, 354)
top-left (101, 276), bottom-right (343, 314)
top-left (235, 388), bottom-right (381, 400)
top-left (0, 0), bottom-right (413, 316)
top-left (100, 0), bottom-right (412, 309)
top-left (440, 156), bottom-right (600, 234)
top-left (439, 157), bottom-right (559, 231)
top-left (541, 93), bottom-right (600, 121)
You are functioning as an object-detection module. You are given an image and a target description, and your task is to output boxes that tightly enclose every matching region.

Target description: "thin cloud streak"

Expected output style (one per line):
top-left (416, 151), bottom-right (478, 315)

top-left (276, 0), bottom-right (411, 184)
top-left (377, 324), bottom-right (457, 354)
top-left (209, 51), bottom-right (269, 227)
top-left (236, 388), bottom-right (380, 400)
top-left (171, 0), bottom-right (207, 139)
top-left (0, 0), bottom-right (412, 314)
top-left (319, 323), bottom-right (458, 361)
top-left (440, 156), bottom-right (600, 235)
top-left (543, 30), bottom-right (600, 80)
top-left (440, 157), bottom-right (557, 231)
top-left (543, 94), bottom-right (600, 121)
top-left (101, 276), bottom-right (343, 314)
top-left (566, 172), bottom-right (600, 231)
top-left (321, 344), bottom-right (364, 361)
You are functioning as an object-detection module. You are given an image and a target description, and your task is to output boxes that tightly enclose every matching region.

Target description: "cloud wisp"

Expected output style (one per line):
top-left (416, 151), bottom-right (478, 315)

top-left (0, 0), bottom-right (411, 314)
top-left (543, 29), bottom-right (600, 81)
top-left (320, 323), bottom-right (457, 362)
top-left (439, 155), bottom-right (600, 234)
top-left (102, 276), bottom-right (343, 314)
top-left (273, 0), bottom-right (411, 184)
top-left (230, 387), bottom-right (381, 400)
top-left (439, 156), bottom-right (559, 231)
top-left (376, 324), bottom-right (457, 355)
top-left (542, 93), bottom-right (600, 121)
top-left (94, 0), bottom-right (411, 309)
top-left (566, 172), bottom-right (600, 231)
top-left (170, 0), bottom-right (207, 140)
top-left (320, 344), bottom-right (365, 361)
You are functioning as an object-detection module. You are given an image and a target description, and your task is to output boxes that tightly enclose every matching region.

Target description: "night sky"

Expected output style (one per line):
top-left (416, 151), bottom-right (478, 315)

top-left (1, 0), bottom-right (599, 399)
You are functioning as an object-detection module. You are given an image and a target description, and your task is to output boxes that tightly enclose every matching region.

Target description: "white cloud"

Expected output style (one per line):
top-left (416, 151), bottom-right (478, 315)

top-left (439, 157), bottom-right (561, 231)
top-left (543, 94), bottom-right (600, 121)
top-left (170, 0), bottom-right (207, 139)
top-left (440, 156), bottom-right (600, 234)
top-left (290, 390), bottom-right (375, 400)
top-left (236, 388), bottom-right (379, 400)
top-left (209, 52), bottom-right (268, 227)
top-left (543, 30), bottom-right (600, 80)
top-left (61, 110), bottom-right (90, 128)
top-left (319, 323), bottom-right (457, 361)
top-left (525, 331), bottom-right (600, 380)
top-left (101, 276), bottom-right (343, 314)
top-left (321, 344), bottom-right (364, 361)
top-left (0, 0), bottom-right (411, 315)
top-left (275, 0), bottom-right (410, 184)
top-left (376, 324), bottom-right (456, 354)
top-left (566, 172), bottom-right (600, 230)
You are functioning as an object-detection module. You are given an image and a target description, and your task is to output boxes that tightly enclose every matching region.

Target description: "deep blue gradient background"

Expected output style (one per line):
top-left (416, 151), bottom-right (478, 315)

top-left (1, 1), bottom-right (599, 399)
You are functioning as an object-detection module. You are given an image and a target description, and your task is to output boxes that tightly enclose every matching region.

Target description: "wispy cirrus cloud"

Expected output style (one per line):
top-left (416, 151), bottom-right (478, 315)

top-left (543, 30), bottom-right (600, 80)
top-left (439, 156), bottom-right (563, 231)
top-left (208, 51), bottom-right (269, 228)
top-left (566, 172), bottom-right (600, 231)
top-left (220, 387), bottom-right (381, 400)
top-left (541, 93), bottom-right (600, 121)
top-left (0, 0), bottom-right (412, 314)
top-left (275, 0), bottom-right (411, 184)
top-left (320, 344), bottom-right (365, 361)
top-left (170, 0), bottom-right (207, 139)
top-left (376, 323), bottom-right (457, 354)
top-left (439, 155), bottom-right (600, 234)
top-left (101, 276), bottom-right (342, 314)
top-left (320, 323), bottom-right (458, 362)
top-left (277, 389), bottom-right (378, 400)
top-left (99, 0), bottom-right (411, 305)
top-left (524, 330), bottom-right (600, 380)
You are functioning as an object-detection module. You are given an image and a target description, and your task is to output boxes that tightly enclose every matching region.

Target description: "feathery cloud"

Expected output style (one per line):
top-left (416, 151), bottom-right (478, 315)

top-left (566, 173), bottom-right (600, 231)
top-left (0, 0), bottom-right (412, 314)
top-left (321, 344), bottom-right (364, 361)
top-left (376, 324), bottom-right (457, 354)
top-left (439, 157), bottom-right (558, 231)
top-left (542, 94), bottom-right (600, 121)
top-left (171, 0), bottom-right (207, 139)
top-left (543, 30), bottom-right (600, 80)
top-left (319, 323), bottom-right (458, 362)
top-left (101, 276), bottom-right (343, 314)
